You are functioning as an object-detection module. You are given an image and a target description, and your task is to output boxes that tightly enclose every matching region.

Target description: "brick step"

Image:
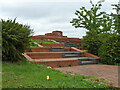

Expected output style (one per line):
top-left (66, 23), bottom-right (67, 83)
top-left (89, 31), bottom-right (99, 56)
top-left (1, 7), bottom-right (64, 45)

top-left (28, 57), bottom-right (99, 67)
top-left (55, 40), bottom-right (81, 47)
top-left (65, 44), bottom-right (79, 47)
top-left (25, 47), bottom-right (77, 52)
top-left (49, 47), bottom-right (68, 52)
top-left (62, 52), bottom-right (81, 58)
top-left (30, 58), bottom-right (79, 68)
top-left (78, 58), bottom-right (99, 65)
top-left (25, 52), bottom-right (83, 59)
top-left (25, 47), bottom-right (49, 52)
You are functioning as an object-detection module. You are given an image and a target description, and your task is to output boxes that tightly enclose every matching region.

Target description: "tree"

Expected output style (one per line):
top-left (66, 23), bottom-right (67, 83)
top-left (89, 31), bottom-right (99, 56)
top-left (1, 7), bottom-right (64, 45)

top-left (98, 33), bottom-right (120, 64)
top-left (2, 19), bottom-right (33, 62)
top-left (70, 0), bottom-right (112, 34)
top-left (97, 2), bottom-right (120, 64)
top-left (98, 2), bottom-right (120, 64)
top-left (70, 0), bottom-right (113, 55)
top-left (111, 3), bottom-right (120, 35)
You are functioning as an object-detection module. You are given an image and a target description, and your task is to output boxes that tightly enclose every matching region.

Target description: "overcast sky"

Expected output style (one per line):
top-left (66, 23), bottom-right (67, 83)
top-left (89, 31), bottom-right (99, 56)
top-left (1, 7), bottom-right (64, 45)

top-left (0, 0), bottom-right (118, 38)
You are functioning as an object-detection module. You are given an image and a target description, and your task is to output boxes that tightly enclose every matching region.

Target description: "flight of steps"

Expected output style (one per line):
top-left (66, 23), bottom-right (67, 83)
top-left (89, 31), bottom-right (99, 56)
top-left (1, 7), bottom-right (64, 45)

top-left (24, 45), bottom-right (99, 68)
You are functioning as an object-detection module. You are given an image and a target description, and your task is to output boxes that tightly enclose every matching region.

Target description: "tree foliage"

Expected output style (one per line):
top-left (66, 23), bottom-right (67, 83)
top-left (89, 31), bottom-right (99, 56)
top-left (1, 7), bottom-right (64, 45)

top-left (2, 19), bottom-right (33, 62)
top-left (98, 33), bottom-right (120, 64)
top-left (71, 0), bottom-right (120, 64)
top-left (70, 0), bottom-right (112, 34)
top-left (111, 4), bottom-right (120, 34)
top-left (82, 29), bottom-right (101, 55)
top-left (98, 3), bottom-right (120, 64)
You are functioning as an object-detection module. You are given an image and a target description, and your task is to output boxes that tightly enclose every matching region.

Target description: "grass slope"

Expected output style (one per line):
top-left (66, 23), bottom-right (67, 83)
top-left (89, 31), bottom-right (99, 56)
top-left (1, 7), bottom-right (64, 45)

top-left (30, 39), bottom-right (56, 43)
top-left (2, 61), bottom-right (109, 88)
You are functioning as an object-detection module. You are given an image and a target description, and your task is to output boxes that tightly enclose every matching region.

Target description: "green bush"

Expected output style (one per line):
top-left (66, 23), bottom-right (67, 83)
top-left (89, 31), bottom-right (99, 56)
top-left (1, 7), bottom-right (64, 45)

top-left (82, 29), bottom-right (101, 55)
top-left (98, 33), bottom-right (120, 64)
top-left (2, 19), bottom-right (33, 62)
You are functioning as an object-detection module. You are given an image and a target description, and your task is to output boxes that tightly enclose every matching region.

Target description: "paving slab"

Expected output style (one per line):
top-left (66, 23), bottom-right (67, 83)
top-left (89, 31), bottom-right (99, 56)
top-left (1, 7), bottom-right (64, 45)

top-left (54, 64), bottom-right (119, 88)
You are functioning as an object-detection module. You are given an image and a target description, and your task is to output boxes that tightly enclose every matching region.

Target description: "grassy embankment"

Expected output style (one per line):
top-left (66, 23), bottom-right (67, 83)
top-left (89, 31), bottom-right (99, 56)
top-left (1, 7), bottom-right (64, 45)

top-left (2, 61), bottom-right (109, 88)
top-left (30, 39), bottom-right (57, 47)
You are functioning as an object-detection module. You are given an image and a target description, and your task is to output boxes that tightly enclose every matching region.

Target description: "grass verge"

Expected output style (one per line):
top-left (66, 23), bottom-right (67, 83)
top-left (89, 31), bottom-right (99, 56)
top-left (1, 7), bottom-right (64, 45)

top-left (30, 39), bottom-right (56, 43)
top-left (2, 61), bottom-right (109, 88)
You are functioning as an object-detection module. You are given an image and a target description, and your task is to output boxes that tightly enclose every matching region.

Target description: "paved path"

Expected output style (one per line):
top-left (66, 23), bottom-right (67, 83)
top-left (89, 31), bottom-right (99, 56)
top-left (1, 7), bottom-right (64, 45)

top-left (54, 64), bottom-right (119, 88)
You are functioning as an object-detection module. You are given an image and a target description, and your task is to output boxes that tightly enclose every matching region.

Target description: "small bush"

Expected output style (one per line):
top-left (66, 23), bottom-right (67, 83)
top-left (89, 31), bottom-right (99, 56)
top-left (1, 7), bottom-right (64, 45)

top-left (2, 19), bottom-right (33, 62)
top-left (82, 29), bottom-right (101, 55)
top-left (98, 33), bottom-right (120, 64)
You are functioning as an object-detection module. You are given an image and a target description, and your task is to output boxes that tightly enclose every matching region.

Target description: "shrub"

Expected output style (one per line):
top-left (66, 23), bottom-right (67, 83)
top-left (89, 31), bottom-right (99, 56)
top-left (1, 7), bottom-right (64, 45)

top-left (98, 33), bottom-right (120, 64)
top-left (82, 29), bottom-right (101, 55)
top-left (2, 19), bottom-right (33, 62)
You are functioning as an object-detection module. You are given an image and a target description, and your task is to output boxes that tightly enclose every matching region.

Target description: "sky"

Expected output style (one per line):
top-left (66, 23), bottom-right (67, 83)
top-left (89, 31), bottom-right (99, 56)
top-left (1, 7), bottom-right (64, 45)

top-left (0, 0), bottom-right (118, 38)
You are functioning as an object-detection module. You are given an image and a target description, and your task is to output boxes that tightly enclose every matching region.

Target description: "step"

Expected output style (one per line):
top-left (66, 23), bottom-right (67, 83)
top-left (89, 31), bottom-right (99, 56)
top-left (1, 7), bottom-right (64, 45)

top-left (49, 47), bottom-right (68, 52)
top-left (78, 58), bottom-right (99, 65)
top-left (26, 52), bottom-right (63, 59)
top-left (25, 47), bottom-right (49, 52)
top-left (65, 43), bottom-right (79, 47)
top-left (62, 52), bottom-right (81, 58)
top-left (55, 40), bottom-right (69, 44)
top-left (23, 52), bottom-right (99, 67)
top-left (26, 52), bottom-right (82, 59)
top-left (31, 58), bottom-right (79, 68)
top-left (25, 47), bottom-right (74, 52)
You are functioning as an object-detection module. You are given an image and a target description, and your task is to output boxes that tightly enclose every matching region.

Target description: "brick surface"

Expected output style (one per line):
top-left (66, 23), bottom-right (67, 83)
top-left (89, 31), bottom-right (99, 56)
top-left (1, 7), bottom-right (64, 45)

top-left (54, 65), bottom-right (119, 88)
top-left (26, 52), bottom-right (63, 59)
top-left (33, 59), bottom-right (78, 68)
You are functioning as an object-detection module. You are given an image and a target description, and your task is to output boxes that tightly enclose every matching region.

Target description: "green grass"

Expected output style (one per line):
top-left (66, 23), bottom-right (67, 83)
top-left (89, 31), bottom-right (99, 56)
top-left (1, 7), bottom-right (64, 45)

top-left (30, 43), bottom-right (39, 47)
top-left (2, 61), bottom-right (109, 88)
top-left (30, 39), bottom-right (57, 43)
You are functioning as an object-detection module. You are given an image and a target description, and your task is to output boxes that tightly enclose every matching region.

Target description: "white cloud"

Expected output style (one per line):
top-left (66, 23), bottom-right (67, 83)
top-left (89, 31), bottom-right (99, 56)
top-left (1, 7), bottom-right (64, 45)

top-left (0, 0), bottom-right (119, 38)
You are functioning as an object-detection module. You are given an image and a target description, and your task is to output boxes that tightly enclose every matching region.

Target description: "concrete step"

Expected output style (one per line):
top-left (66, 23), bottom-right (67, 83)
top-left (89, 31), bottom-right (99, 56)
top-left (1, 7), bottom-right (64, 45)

top-left (49, 47), bottom-right (68, 52)
top-left (25, 47), bottom-right (77, 52)
top-left (78, 58), bottom-right (99, 65)
top-left (62, 52), bottom-right (81, 58)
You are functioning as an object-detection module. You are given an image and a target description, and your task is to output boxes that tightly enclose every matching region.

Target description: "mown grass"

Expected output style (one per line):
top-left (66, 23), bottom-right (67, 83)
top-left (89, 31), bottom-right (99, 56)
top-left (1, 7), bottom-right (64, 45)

top-left (30, 39), bottom-right (56, 43)
top-left (2, 61), bottom-right (109, 88)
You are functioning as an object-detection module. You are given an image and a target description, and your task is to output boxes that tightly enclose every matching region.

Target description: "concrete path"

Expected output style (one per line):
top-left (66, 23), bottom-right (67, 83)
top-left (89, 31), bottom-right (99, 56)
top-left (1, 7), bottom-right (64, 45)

top-left (54, 64), bottom-right (119, 88)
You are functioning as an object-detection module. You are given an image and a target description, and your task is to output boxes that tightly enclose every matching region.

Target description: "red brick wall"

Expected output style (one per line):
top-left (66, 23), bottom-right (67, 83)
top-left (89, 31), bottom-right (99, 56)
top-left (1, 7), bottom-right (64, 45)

top-left (52, 31), bottom-right (63, 37)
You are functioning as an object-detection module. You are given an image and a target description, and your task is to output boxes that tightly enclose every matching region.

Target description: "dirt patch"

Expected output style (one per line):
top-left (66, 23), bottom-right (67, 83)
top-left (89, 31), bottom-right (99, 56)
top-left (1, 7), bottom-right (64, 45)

top-left (54, 64), bottom-right (119, 88)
